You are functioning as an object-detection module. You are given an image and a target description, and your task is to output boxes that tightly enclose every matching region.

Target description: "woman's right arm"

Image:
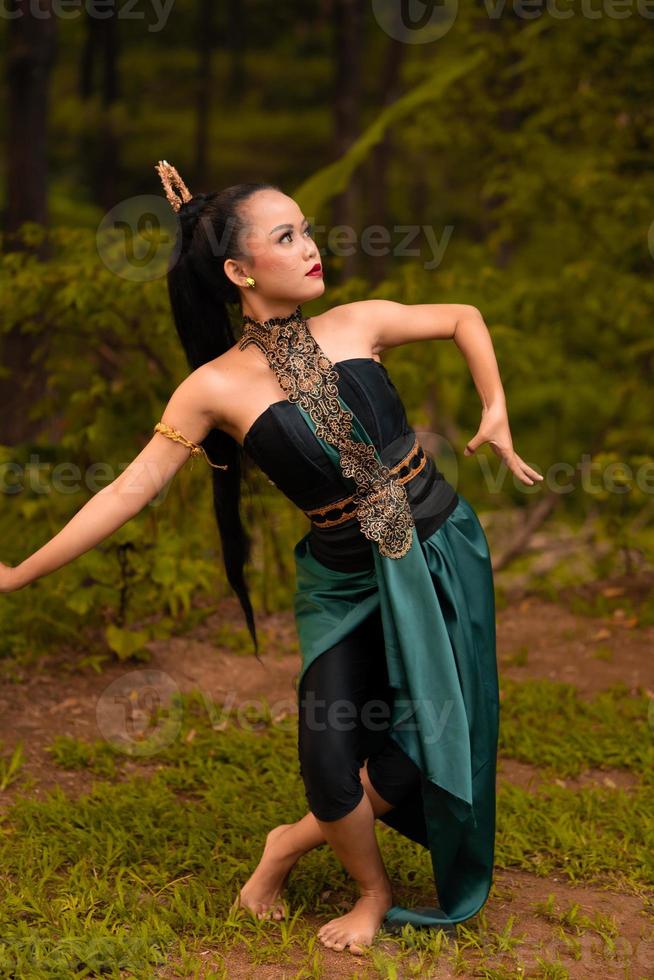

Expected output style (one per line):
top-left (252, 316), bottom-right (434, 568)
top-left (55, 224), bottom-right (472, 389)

top-left (0, 366), bottom-right (224, 593)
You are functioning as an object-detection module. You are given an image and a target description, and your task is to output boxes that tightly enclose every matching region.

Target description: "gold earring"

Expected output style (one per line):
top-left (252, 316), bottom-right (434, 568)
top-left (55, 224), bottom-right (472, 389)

top-left (245, 276), bottom-right (255, 288)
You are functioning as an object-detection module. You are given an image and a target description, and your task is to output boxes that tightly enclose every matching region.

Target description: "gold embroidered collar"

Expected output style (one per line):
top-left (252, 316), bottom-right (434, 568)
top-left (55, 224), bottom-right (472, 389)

top-left (238, 305), bottom-right (415, 559)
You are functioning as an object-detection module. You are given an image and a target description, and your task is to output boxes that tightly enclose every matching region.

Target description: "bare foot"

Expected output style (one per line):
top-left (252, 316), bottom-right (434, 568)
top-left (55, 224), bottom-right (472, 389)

top-left (233, 824), bottom-right (299, 921)
top-left (317, 887), bottom-right (393, 954)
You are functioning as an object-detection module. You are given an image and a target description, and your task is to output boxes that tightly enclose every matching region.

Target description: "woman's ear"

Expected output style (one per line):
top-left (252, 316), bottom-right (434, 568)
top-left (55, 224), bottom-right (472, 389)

top-left (223, 259), bottom-right (242, 286)
top-left (224, 257), bottom-right (247, 289)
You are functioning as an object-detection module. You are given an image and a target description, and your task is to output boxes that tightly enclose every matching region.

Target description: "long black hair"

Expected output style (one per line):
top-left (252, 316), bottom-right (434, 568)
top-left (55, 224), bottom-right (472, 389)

top-left (166, 181), bottom-right (282, 661)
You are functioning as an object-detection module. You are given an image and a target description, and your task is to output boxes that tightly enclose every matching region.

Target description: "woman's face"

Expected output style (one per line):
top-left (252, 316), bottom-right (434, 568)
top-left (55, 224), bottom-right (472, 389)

top-left (229, 189), bottom-right (325, 305)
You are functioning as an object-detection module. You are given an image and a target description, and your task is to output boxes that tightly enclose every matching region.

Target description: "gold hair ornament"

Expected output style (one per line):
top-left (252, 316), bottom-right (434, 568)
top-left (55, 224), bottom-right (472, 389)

top-left (154, 159), bottom-right (193, 213)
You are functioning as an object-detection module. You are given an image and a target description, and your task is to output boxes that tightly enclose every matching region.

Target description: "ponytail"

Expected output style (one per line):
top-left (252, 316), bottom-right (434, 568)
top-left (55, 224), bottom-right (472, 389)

top-left (166, 181), bottom-right (281, 660)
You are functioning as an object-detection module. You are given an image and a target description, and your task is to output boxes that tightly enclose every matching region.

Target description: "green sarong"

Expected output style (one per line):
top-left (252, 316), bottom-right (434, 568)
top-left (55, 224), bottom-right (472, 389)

top-left (292, 393), bottom-right (500, 930)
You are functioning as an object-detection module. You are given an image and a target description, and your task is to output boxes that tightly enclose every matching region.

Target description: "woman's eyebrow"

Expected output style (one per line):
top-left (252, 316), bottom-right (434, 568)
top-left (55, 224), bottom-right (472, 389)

top-left (269, 216), bottom-right (309, 235)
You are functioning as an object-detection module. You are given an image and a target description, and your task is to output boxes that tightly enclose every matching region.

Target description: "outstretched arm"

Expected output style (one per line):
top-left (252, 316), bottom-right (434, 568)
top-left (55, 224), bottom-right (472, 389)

top-left (347, 298), bottom-right (544, 487)
top-left (0, 365), bottom-right (224, 593)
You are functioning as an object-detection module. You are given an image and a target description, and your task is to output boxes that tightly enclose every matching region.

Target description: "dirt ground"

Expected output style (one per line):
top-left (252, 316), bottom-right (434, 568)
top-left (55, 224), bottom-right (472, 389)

top-left (0, 577), bottom-right (652, 978)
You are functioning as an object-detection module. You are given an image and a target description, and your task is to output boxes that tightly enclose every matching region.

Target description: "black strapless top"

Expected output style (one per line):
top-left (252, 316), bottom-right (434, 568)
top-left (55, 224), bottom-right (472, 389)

top-left (243, 357), bottom-right (459, 571)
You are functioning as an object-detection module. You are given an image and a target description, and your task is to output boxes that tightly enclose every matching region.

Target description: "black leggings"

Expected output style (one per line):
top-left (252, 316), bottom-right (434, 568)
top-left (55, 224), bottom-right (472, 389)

top-left (298, 607), bottom-right (422, 822)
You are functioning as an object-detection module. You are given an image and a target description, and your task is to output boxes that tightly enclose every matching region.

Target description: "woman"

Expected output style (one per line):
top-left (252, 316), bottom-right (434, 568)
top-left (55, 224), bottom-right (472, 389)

top-left (0, 162), bottom-right (543, 956)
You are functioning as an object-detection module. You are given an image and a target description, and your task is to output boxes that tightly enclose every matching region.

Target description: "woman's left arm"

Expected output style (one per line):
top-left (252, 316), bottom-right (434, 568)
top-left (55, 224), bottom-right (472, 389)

top-left (348, 299), bottom-right (544, 488)
top-left (451, 311), bottom-right (543, 487)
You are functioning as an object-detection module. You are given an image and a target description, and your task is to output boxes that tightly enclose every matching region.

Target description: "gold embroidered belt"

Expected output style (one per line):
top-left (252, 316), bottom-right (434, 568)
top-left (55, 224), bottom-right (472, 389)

top-left (303, 436), bottom-right (427, 529)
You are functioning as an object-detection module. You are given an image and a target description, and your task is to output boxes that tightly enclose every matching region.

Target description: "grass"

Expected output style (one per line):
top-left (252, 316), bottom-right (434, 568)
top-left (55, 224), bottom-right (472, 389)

top-left (497, 780), bottom-right (653, 890)
top-left (498, 678), bottom-right (654, 778)
top-left (0, 682), bottom-right (651, 976)
top-left (0, 740), bottom-right (25, 791)
top-left (47, 735), bottom-right (119, 778)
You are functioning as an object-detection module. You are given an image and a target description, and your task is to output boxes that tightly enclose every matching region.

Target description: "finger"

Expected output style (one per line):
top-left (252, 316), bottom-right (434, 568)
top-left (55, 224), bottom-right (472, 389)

top-left (517, 463), bottom-right (537, 486)
top-left (514, 454), bottom-right (544, 482)
top-left (503, 453), bottom-right (534, 485)
top-left (514, 469), bottom-right (535, 486)
top-left (522, 463), bottom-right (544, 481)
top-left (464, 431), bottom-right (490, 455)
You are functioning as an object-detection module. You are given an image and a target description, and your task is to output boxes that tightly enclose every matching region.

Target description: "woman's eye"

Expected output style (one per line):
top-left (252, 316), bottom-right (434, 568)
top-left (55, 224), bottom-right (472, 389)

top-left (280, 224), bottom-right (313, 243)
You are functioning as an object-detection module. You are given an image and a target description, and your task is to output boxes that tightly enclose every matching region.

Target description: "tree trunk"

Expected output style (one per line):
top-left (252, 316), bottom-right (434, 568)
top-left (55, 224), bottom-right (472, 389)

top-left (5, 0), bottom-right (57, 236)
top-left (2, 0), bottom-right (57, 446)
top-left (368, 37), bottom-right (406, 286)
top-left (78, 3), bottom-right (120, 210)
top-left (195, 0), bottom-right (215, 187)
top-left (225, 0), bottom-right (245, 103)
top-left (330, 0), bottom-right (364, 283)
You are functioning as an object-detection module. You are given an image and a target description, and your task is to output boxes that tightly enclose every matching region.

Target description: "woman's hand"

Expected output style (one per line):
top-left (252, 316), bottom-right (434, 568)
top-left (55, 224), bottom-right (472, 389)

top-left (463, 402), bottom-right (544, 487)
top-left (0, 561), bottom-right (24, 594)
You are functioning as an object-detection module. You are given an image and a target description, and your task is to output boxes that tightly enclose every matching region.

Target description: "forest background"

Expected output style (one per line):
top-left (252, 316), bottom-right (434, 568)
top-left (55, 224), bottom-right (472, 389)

top-left (0, 3), bottom-right (653, 977)
top-left (1, 0), bottom-right (652, 663)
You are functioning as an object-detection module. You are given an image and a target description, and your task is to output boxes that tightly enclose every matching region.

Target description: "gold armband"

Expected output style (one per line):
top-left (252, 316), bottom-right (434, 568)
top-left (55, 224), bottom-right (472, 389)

top-left (153, 421), bottom-right (228, 470)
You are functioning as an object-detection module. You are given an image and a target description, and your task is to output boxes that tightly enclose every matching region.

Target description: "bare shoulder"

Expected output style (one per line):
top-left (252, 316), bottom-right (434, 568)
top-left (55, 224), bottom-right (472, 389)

top-left (310, 300), bottom-right (398, 358)
top-left (149, 360), bottom-right (231, 459)
top-left (186, 355), bottom-right (240, 429)
top-left (318, 299), bottom-right (398, 321)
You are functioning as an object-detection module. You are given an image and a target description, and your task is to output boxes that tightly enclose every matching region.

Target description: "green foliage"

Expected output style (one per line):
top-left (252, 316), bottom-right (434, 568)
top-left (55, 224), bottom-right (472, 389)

top-left (0, 14), bottom-right (651, 975)
top-left (497, 779), bottom-right (654, 889)
top-left (293, 48), bottom-right (488, 216)
top-left (0, 740), bottom-right (24, 792)
top-left (47, 735), bottom-right (118, 778)
top-left (2, 11), bottom-right (653, 663)
top-left (0, 683), bottom-right (650, 975)
top-left (0, 228), bottom-right (304, 661)
top-left (498, 678), bottom-right (654, 777)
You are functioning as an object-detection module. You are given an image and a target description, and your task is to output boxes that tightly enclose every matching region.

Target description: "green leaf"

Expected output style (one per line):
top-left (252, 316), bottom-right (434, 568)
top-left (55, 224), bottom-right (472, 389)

top-left (104, 623), bottom-right (152, 661)
top-left (293, 49), bottom-right (487, 217)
